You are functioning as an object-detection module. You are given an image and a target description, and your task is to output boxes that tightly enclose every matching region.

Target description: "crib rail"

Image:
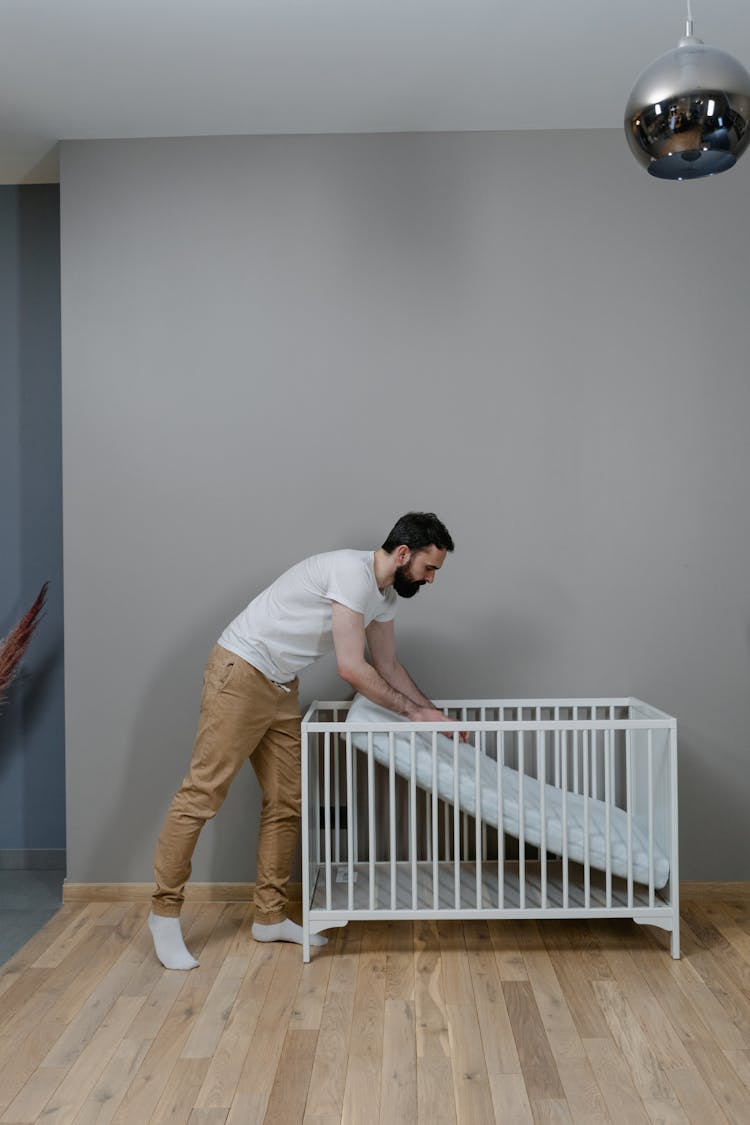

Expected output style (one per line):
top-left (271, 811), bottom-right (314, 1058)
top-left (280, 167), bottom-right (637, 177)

top-left (301, 697), bottom-right (679, 963)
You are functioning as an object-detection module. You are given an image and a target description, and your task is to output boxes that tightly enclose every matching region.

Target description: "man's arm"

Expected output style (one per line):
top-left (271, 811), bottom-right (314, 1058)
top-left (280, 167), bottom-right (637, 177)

top-left (365, 618), bottom-right (433, 708)
top-left (331, 603), bottom-right (448, 725)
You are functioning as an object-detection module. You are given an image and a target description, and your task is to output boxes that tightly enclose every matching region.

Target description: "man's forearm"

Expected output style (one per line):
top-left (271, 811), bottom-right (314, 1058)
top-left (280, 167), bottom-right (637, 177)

top-left (344, 662), bottom-right (423, 718)
top-left (380, 661), bottom-right (433, 710)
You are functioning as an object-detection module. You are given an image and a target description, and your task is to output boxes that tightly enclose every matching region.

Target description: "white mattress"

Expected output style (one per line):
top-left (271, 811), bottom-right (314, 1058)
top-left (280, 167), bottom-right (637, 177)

top-left (346, 696), bottom-right (670, 891)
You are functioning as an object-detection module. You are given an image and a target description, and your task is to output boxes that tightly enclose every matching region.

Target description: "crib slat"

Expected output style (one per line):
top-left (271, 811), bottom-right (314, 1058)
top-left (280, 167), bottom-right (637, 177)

top-left (324, 732), bottom-right (332, 911)
top-left (538, 728), bottom-right (547, 909)
top-left (461, 708), bottom-right (469, 863)
top-left (368, 733), bottom-right (375, 912)
top-left (389, 732), bottom-right (396, 911)
top-left (553, 727), bottom-right (561, 865)
top-left (475, 734), bottom-right (482, 909)
top-left (497, 729), bottom-right (504, 909)
top-left (669, 726), bottom-right (680, 958)
top-left (352, 738), bottom-right (358, 865)
top-left (346, 733), bottom-right (354, 911)
top-left (604, 728), bottom-right (612, 909)
top-left (334, 735), bottom-right (340, 865)
top-left (481, 708), bottom-right (488, 863)
top-left (626, 728), bottom-right (633, 909)
top-left (453, 732), bottom-right (461, 909)
top-left (561, 729), bottom-right (569, 908)
top-left (432, 733), bottom-right (439, 909)
top-left (410, 732), bottom-right (418, 910)
top-left (573, 710), bottom-right (580, 794)
top-left (518, 731), bottom-right (525, 910)
top-left (313, 731), bottom-right (321, 867)
top-left (648, 728), bottom-right (655, 908)
top-left (583, 729), bottom-right (590, 909)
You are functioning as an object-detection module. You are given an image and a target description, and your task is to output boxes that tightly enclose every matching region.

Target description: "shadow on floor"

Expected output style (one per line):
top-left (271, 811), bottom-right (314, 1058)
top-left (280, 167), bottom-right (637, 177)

top-left (0, 868), bottom-right (65, 966)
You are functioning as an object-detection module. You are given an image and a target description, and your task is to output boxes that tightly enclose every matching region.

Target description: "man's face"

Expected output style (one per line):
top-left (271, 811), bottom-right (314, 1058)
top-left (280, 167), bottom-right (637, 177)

top-left (393, 545), bottom-right (448, 598)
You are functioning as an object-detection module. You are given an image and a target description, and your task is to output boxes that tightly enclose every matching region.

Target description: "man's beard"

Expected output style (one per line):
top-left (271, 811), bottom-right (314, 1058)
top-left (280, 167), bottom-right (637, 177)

top-left (393, 565), bottom-right (425, 599)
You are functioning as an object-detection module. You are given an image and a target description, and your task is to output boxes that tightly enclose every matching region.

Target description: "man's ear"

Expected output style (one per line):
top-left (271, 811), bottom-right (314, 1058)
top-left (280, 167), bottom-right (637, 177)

top-left (395, 545), bottom-right (411, 565)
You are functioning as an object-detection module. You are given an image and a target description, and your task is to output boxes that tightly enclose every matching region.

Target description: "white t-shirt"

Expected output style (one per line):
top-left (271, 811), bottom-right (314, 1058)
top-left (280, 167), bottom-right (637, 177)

top-left (218, 550), bottom-right (398, 683)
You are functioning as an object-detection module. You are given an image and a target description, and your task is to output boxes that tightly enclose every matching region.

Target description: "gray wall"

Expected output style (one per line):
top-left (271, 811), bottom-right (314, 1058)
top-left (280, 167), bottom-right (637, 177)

top-left (0, 184), bottom-right (65, 856)
top-left (61, 132), bottom-right (750, 885)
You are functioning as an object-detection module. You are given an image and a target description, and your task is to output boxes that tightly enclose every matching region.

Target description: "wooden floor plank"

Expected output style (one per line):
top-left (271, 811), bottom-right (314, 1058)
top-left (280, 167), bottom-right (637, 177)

top-left (181, 955), bottom-right (250, 1060)
top-left (188, 1110), bottom-right (229, 1125)
top-left (341, 921), bottom-right (388, 1125)
top-left (193, 944), bottom-right (277, 1112)
top-left (0, 1066), bottom-right (67, 1125)
top-left (42, 959), bottom-right (144, 1069)
top-left (150, 1057), bottom-right (212, 1125)
top-left (385, 919), bottom-right (415, 1002)
top-left (31, 903), bottom-right (111, 970)
top-left (445, 1002), bottom-right (496, 1124)
top-left (0, 967), bottom-right (53, 1038)
top-left (584, 1038), bottom-right (651, 1125)
top-left (414, 919), bottom-right (450, 1059)
top-left (304, 925), bottom-right (362, 1121)
top-left (263, 1028), bottom-right (319, 1125)
top-left (0, 905), bottom-right (78, 975)
top-left (436, 920), bottom-right (473, 1005)
top-left (682, 1037), bottom-right (750, 1125)
top-left (417, 1057), bottom-right (457, 1125)
top-left (723, 1049), bottom-right (750, 1093)
top-left (667, 1067), bottom-right (731, 1125)
top-left (26, 996), bottom-right (145, 1124)
top-left (678, 914), bottom-right (750, 1042)
top-left (462, 919), bottom-right (521, 1075)
top-left (380, 999), bottom-right (417, 1125)
top-left (592, 980), bottom-right (677, 1105)
top-left (521, 922), bottom-right (581, 1046)
top-left (108, 990), bottom-right (209, 1125)
top-left (488, 1072), bottom-right (535, 1123)
top-left (553, 1055), bottom-right (611, 1124)
top-left (487, 918), bottom-right (528, 981)
top-left (658, 945), bottom-right (747, 1051)
top-left (503, 980), bottom-right (565, 1103)
top-left (704, 902), bottom-right (750, 967)
top-left (290, 940), bottom-right (334, 1031)
top-left (532, 1098), bottom-right (575, 1123)
top-left (109, 904), bottom-right (236, 1125)
top-left (224, 940), bottom-right (303, 1124)
top-left (71, 1036), bottom-right (153, 1125)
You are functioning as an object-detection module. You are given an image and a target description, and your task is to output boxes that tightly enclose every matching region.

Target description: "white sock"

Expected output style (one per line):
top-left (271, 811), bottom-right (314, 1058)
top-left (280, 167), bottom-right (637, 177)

top-left (251, 918), bottom-right (327, 947)
top-left (148, 911), bottom-right (199, 970)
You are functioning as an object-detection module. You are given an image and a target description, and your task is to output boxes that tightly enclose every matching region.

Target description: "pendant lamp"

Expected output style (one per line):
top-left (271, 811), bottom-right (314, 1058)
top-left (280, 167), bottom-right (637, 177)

top-left (625, 1), bottom-right (750, 179)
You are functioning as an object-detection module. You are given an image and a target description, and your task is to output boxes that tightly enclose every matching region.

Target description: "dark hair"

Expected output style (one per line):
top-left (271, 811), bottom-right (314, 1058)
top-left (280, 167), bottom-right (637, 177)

top-left (381, 512), bottom-right (454, 554)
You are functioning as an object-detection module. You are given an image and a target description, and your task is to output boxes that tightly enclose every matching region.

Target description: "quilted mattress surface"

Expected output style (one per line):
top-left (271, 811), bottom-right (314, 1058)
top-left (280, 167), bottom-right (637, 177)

top-left (345, 695), bottom-right (670, 890)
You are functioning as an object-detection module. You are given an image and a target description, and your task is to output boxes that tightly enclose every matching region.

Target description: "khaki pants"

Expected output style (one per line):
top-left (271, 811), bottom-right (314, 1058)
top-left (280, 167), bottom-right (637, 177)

top-left (151, 644), bottom-right (301, 924)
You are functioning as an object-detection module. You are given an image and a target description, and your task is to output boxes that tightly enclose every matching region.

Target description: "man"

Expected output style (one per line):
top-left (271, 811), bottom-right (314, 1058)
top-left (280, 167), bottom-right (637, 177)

top-left (148, 511), bottom-right (455, 969)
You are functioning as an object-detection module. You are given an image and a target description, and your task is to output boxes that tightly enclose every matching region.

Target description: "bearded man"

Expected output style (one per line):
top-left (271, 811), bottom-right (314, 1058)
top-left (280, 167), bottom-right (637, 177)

top-left (148, 511), bottom-right (454, 969)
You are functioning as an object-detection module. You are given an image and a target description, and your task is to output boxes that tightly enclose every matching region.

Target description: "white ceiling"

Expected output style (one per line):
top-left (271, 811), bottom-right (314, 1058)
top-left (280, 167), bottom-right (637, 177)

top-left (2, 0), bottom-right (750, 183)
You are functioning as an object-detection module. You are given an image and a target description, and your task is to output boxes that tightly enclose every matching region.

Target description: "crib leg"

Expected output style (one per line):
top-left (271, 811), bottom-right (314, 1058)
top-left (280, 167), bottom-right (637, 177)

top-left (670, 922), bottom-right (680, 959)
top-left (303, 919), bottom-right (348, 964)
top-left (633, 914), bottom-right (680, 958)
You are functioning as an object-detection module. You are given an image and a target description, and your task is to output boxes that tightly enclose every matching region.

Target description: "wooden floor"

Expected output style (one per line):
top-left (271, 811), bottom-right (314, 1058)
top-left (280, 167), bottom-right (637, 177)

top-left (1, 900), bottom-right (750, 1123)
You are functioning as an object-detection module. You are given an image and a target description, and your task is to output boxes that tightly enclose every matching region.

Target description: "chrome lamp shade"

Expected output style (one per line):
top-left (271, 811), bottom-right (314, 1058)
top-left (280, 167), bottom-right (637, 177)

top-left (625, 36), bottom-right (750, 179)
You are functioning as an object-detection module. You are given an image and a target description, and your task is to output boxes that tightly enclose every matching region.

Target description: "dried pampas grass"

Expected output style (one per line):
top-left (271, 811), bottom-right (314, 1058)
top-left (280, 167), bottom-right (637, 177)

top-left (0, 583), bottom-right (48, 704)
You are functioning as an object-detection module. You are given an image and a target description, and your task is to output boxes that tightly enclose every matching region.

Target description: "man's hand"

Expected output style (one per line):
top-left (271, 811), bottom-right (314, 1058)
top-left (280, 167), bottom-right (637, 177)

top-left (409, 705), bottom-right (470, 742)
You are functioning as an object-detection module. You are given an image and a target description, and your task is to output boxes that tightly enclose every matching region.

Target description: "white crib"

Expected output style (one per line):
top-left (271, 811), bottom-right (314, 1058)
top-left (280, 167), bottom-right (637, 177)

top-left (300, 696), bottom-right (679, 963)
